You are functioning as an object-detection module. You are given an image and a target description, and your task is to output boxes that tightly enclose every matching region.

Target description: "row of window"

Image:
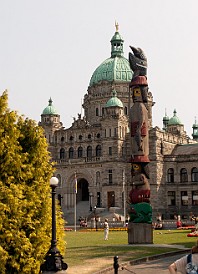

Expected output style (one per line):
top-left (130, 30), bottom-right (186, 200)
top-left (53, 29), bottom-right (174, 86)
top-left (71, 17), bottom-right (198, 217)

top-left (43, 117), bottom-right (58, 123)
top-left (59, 133), bottom-right (101, 143)
top-left (57, 126), bottom-right (127, 143)
top-left (95, 106), bottom-right (128, 116)
top-left (59, 145), bottom-right (123, 159)
top-left (167, 167), bottom-right (198, 183)
top-left (168, 191), bottom-right (198, 206)
top-left (60, 145), bottom-right (102, 159)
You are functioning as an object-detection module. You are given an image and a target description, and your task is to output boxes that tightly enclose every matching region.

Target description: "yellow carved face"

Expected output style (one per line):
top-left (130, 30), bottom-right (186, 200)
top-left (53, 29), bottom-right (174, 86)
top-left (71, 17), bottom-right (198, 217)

top-left (132, 164), bottom-right (141, 172)
top-left (133, 87), bottom-right (141, 97)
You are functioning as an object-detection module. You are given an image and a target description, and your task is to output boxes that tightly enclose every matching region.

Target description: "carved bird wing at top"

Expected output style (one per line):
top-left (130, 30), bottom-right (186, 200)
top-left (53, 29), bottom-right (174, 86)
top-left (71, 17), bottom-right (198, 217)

top-left (129, 46), bottom-right (147, 77)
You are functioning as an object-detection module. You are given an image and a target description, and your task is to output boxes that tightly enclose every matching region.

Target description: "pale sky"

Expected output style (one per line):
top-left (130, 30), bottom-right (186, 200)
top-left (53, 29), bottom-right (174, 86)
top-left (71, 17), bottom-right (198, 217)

top-left (0, 0), bottom-right (198, 136)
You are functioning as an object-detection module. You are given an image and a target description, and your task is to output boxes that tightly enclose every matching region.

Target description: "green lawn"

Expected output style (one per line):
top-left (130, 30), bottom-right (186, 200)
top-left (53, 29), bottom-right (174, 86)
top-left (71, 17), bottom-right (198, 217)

top-left (64, 229), bottom-right (196, 268)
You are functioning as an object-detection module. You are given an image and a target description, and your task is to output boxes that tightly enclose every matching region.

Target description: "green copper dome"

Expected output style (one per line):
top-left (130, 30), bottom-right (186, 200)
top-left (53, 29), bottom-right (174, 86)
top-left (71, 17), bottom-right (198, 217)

top-left (105, 90), bottom-right (123, 108)
top-left (42, 98), bottom-right (58, 115)
top-left (168, 109), bottom-right (183, 125)
top-left (89, 24), bottom-right (133, 86)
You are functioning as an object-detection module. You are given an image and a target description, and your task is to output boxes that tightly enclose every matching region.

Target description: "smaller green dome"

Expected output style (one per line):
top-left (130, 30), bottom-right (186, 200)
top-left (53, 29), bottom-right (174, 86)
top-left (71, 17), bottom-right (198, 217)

top-left (163, 109), bottom-right (169, 122)
top-left (105, 90), bottom-right (123, 108)
top-left (192, 117), bottom-right (198, 139)
top-left (193, 117), bottom-right (198, 128)
top-left (42, 98), bottom-right (58, 115)
top-left (168, 109), bottom-right (182, 125)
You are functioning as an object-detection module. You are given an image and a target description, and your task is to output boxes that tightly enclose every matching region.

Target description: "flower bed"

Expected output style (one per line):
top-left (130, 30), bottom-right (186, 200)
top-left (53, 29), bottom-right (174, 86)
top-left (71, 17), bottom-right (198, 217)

top-left (80, 227), bottom-right (128, 232)
top-left (187, 233), bottom-right (198, 237)
top-left (177, 226), bottom-right (195, 230)
top-left (64, 227), bottom-right (73, 231)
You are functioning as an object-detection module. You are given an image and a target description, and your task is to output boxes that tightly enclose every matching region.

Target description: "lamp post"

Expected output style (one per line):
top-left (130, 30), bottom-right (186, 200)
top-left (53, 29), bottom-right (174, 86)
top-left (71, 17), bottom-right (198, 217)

top-left (94, 206), bottom-right (98, 231)
top-left (122, 170), bottom-right (126, 224)
top-left (40, 177), bottom-right (68, 273)
top-left (89, 193), bottom-right (93, 211)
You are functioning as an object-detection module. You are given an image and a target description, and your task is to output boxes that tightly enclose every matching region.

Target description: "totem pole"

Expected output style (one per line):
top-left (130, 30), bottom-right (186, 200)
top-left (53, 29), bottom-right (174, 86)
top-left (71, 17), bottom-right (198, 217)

top-left (128, 46), bottom-right (153, 243)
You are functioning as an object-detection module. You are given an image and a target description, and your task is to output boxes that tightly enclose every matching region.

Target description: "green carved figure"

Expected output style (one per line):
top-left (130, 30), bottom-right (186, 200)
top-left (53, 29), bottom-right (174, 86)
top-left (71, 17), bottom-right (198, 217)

top-left (129, 202), bottom-right (152, 224)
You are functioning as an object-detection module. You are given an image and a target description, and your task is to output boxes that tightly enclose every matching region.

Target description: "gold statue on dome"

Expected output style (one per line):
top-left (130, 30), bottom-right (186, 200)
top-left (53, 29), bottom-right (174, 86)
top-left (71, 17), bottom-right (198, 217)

top-left (115, 21), bottom-right (119, 32)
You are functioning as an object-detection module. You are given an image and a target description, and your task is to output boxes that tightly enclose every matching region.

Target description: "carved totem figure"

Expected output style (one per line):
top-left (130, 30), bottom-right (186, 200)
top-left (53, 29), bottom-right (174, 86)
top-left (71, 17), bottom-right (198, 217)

top-left (128, 46), bottom-right (152, 224)
top-left (129, 82), bottom-right (149, 163)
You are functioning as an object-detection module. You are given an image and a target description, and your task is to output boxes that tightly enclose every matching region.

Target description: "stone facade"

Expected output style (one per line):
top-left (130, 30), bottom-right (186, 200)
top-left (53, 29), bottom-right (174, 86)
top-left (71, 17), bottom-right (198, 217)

top-left (39, 28), bottom-right (198, 224)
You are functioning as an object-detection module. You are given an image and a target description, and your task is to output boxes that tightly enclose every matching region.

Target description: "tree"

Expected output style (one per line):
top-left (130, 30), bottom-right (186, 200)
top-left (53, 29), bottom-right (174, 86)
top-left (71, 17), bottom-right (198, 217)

top-left (0, 91), bottom-right (65, 274)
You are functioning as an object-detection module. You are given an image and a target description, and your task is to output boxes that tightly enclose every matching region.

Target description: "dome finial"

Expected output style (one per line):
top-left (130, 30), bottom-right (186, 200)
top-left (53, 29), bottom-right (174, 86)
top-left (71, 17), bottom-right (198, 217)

top-left (112, 89), bottom-right (117, 97)
top-left (49, 97), bottom-right (53, 106)
top-left (115, 21), bottom-right (119, 32)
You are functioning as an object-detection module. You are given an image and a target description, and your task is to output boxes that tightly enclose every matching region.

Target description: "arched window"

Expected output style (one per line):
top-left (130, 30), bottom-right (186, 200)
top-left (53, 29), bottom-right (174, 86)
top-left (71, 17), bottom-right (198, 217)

top-left (192, 167), bottom-right (198, 182)
top-left (124, 106), bottom-right (128, 115)
top-left (114, 128), bottom-right (117, 136)
top-left (56, 174), bottom-right (62, 188)
top-left (96, 145), bottom-right (102, 157)
top-left (108, 169), bottom-right (113, 184)
top-left (78, 147), bottom-right (83, 158)
top-left (96, 171), bottom-right (100, 185)
top-left (60, 148), bottom-right (65, 159)
top-left (121, 146), bottom-right (124, 156)
top-left (96, 108), bottom-right (99, 116)
top-left (180, 168), bottom-right (188, 183)
top-left (87, 146), bottom-right (92, 158)
top-left (69, 147), bottom-right (74, 159)
top-left (58, 194), bottom-right (62, 206)
top-left (167, 168), bottom-right (174, 183)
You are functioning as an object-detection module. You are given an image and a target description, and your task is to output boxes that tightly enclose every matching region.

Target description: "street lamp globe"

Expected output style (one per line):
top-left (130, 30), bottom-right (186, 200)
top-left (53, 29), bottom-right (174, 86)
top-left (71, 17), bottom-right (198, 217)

top-left (50, 176), bottom-right (59, 187)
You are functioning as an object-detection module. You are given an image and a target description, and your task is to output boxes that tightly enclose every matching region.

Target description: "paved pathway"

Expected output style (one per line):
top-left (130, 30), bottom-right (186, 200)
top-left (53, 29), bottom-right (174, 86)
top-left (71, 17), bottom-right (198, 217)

top-left (119, 254), bottom-right (184, 273)
top-left (99, 245), bottom-right (190, 274)
top-left (102, 254), bottom-right (184, 274)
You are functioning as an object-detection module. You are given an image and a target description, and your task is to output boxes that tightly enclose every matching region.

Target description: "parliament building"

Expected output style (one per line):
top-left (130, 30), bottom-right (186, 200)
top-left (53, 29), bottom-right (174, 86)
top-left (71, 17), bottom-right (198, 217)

top-left (39, 26), bottom-right (198, 224)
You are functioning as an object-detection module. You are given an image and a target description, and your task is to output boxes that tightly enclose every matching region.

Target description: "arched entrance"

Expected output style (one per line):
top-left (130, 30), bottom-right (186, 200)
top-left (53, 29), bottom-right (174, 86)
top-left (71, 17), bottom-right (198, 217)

top-left (77, 178), bottom-right (89, 203)
top-left (75, 178), bottom-right (90, 223)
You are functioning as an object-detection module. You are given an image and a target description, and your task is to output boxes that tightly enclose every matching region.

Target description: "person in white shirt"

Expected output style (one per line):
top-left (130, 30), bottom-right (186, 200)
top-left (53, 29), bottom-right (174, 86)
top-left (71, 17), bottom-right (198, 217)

top-left (168, 241), bottom-right (198, 274)
top-left (104, 219), bottom-right (109, 240)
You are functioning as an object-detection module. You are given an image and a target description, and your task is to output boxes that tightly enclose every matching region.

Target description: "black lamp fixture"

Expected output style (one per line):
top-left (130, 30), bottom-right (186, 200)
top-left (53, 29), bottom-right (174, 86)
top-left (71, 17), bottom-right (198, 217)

top-left (94, 206), bottom-right (98, 231)
top-left (89, 192), bottom-right (93, 211)
top-left (40, 177), bottom-right (68, 272)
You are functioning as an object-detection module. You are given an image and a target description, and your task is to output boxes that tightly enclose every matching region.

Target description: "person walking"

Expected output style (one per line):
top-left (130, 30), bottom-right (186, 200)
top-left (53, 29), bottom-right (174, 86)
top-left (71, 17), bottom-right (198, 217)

top-left (168, 241), bottom-right (198, 273)
top-left (104, 219), bottom-right (109, 240)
